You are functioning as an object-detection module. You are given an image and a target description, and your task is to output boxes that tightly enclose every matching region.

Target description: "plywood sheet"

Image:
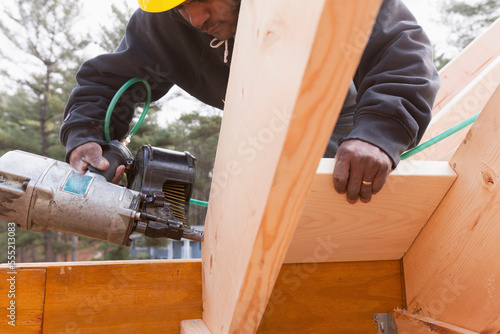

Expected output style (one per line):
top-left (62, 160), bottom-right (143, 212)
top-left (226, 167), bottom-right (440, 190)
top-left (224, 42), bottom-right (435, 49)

top-left (0, 268), bottom-right (46, 334)
top-left (15, 260), bottom-right (202, 333)
top-left (258, 261), bottom-right (404, 334)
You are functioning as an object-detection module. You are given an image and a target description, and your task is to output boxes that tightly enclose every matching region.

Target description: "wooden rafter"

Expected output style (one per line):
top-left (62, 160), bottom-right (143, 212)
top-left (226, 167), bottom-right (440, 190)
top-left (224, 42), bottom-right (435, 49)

top-left (403, 85), bottom-right (500, 332)
top-left (200, 0), bottom-right (382, 332)
top-left (390, 309), bottom-right (480, 334)
top-left (285, 159), bottom-right (456, 263)
top-left (432, 18), bottom-right (500, 116)
top-left (409, 56), bottom-right (500, 161)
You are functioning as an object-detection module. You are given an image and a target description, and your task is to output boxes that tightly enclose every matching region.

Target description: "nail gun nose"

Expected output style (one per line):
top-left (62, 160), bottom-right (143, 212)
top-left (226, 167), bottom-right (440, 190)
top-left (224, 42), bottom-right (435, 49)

top-left (181, 229), bottom-right (204, 242)
top-left (135, 212), bottom-right (204, 242)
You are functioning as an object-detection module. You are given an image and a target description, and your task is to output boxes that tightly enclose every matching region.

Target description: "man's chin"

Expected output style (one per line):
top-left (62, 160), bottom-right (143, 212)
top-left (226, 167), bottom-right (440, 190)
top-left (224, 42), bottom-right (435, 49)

top-left (209, 23), bottom-right (236, 40)
top-left (210, 31), bottom-right (234, 40)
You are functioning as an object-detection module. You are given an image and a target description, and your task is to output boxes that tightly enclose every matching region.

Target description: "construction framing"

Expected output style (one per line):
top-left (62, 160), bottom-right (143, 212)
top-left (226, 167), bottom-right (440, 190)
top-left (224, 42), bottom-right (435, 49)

top-left (1, 3), bottom-right (500, 334)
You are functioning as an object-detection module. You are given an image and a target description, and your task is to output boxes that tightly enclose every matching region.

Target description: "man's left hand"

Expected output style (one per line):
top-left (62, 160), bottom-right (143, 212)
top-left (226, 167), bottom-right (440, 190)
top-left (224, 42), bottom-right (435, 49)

top-left (333, 139), bottom-right (392, 204)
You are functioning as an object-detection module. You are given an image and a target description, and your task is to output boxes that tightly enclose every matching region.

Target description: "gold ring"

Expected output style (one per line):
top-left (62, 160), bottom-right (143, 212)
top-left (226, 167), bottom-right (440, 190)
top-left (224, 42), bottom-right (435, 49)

top-left (362, 180), bottom-right (373, 185)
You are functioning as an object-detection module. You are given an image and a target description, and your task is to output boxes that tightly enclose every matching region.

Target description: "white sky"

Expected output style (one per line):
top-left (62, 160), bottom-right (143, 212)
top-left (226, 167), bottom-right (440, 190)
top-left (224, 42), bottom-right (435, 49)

top-left (0, 0), bottom-right (451, 125)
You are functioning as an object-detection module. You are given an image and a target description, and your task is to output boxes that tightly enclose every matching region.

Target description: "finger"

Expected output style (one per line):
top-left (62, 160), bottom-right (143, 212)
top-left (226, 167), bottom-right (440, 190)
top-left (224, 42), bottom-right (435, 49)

top-left (69, 148), bottom-right (91, 174)
top-left (333, 157), bottom-right (350, 194)
top-left (71, 159), bottom-right (90, 174)
top-left (359, 180), bottom-right (374, 203)
top-left (372, 167), bottom-right (390, 194)
top-left (83, 148), bottom-right (109, 171)
top-left (69, 142), bottom-right (108, 173)
top-left (359, 168), bottom-right (378, 203)
top-left (111, 165), bottom-right (126, 184)
top-left (345, 164), bottom-right (363, 204)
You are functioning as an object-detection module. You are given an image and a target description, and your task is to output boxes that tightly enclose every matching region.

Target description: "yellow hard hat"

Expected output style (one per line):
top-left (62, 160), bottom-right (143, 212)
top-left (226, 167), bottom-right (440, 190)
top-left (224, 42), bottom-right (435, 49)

top-left (138, 0), bottom-right (186, 13)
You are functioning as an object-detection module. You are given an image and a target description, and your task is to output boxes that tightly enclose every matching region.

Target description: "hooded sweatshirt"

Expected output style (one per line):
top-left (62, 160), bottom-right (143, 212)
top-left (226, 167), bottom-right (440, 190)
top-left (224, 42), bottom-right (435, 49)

top-left (60, 0), bottom-right (440, 167)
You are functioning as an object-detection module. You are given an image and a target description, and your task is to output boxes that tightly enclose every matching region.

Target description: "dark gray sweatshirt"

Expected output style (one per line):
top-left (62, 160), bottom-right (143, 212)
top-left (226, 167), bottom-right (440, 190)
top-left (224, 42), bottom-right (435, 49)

top-left (60, 0), bottom-right (440, 166)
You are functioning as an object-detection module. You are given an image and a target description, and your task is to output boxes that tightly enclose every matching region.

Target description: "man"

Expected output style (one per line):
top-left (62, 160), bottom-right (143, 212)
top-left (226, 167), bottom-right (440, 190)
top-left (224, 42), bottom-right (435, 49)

top-left (60, 0), bottom-right (440, 204)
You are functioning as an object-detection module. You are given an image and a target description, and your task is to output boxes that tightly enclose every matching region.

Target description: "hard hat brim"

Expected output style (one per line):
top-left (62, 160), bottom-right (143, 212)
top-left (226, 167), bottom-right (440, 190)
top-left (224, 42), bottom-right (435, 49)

top-left (138, 0), bottom-right (186, 13)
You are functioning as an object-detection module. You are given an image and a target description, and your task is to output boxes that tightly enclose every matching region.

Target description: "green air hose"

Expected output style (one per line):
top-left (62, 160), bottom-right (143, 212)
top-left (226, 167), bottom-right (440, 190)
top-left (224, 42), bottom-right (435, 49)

top-left (104, 78), bottom-right (152, 142)
top-left (400, 113), bottom-right (479, 161)
top-left (108, 79), bottom-right (478, 205)
top-left (105, 78), bottom-right (209, 208)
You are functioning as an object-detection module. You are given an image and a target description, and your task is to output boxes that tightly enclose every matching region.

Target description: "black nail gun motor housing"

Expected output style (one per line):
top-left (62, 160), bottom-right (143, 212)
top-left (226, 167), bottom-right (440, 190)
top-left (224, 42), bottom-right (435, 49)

top-left (127, 145), bottom-right (201, 241)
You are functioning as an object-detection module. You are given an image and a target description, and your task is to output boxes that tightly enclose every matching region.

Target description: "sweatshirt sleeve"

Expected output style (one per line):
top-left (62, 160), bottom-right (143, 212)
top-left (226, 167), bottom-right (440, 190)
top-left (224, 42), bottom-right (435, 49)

top-left (60, 9), bottom-right (175, 161)
top-left (341, 0), bottom-right (440, 167)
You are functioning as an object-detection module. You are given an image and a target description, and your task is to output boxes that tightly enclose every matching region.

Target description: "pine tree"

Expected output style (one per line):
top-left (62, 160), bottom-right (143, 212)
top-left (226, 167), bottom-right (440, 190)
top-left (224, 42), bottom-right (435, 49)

top-left (0, 0), bottom-right (90, 262)
top-left (99, 3), bottom-right (135, 53)
top-left (435, 0), bottom-right (500, 69)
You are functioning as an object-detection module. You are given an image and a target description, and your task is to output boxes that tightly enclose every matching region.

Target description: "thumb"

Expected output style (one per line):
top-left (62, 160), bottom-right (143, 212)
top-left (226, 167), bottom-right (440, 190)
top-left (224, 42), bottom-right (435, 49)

top-left (91, 155), bottom-right (110, 171)
top-left (81, 142), bottom-right (109, 171)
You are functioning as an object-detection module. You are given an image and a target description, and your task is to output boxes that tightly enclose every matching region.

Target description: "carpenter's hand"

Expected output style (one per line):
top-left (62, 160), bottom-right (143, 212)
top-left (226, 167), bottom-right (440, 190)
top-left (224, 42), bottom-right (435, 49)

top-left (333, 139), bottom-right (392, 204)
top-left (69, 142), bottom-right (125, 184)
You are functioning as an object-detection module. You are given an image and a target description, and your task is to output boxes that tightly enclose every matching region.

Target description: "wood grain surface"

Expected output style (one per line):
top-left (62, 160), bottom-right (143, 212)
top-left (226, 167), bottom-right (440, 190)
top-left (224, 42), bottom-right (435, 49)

top-left (0, 269), bottom-right (46, 334)
top-left (202, 0), bottom-right (383, 333)
top-left (285, 159), bottom-right (456, 263)
top-left (404, 86), bottom-right (500, 332)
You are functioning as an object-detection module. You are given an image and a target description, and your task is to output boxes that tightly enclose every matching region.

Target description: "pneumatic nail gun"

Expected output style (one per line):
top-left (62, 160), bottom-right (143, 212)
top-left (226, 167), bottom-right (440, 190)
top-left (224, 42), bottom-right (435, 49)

top-left (0, 143), bottom-right (204, 246)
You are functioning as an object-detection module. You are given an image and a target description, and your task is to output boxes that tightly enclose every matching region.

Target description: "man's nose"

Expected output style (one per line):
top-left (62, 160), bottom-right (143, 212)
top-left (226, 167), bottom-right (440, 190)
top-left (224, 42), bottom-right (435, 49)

top-left (185, 4), bottom-right (210, 30)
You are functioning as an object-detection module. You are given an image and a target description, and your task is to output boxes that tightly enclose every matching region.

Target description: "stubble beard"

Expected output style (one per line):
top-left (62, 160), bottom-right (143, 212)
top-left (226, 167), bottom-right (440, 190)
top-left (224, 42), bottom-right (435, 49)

top-left (206, 0), bottom-right (241, 40)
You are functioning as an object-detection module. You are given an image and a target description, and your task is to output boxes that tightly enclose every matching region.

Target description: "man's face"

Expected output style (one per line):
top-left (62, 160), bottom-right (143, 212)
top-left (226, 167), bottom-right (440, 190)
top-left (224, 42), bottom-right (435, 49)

top-left (175, 0), bottom-right (241, 40)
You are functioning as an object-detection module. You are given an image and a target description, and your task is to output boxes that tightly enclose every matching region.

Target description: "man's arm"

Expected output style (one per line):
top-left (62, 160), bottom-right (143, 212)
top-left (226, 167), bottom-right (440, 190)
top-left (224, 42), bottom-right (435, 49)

top-left (61, 8), bottom-right (230, 176)
top-left (60, 9), bottom-right (177, 170)
top-left (334, 0), bottom-right (440, 203)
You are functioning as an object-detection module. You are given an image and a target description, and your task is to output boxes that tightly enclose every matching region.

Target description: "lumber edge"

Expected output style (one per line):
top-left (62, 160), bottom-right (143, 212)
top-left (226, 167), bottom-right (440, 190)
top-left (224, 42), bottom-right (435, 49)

top-left (0, 259), bottom-right (202, 269)
top-left (390, 309), bottom-right (480, 334)
top-left (180, 319), bottom-right (211, 334)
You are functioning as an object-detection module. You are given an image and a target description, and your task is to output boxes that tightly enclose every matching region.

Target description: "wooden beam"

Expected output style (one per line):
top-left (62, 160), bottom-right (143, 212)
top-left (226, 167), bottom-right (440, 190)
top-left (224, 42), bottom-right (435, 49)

top-left (258, 261), bottom-right (404, 333)
top-left (202, 0), bottom-right (382, 332)
top-left (181, 319), bottom-right (211, 334)
top-left (284, 159), bottom-right (456, 263)
top-left (0, 269), bottom-right (46, 334)
top-left (390, 309), bottom-right (479, 334)
top-left (432, 18), bottom-right (500, 116)
top-left (0, 260), bottom-right (202, 333)
top-left (403, 85), bottom-right (500, 332)
top-left (408, 56), bottom-right (500, 161)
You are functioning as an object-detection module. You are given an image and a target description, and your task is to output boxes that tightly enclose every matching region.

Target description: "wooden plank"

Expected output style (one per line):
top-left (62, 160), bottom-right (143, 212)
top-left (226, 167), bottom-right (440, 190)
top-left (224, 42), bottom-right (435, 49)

top-left (409, 56), bottom-right (500, 161)
top-left (432, 17), bottom-right (500, 116)
top-left (181, 319), bottom-right (211, 334)
top-left (0, 268), bottom-right (46, 334)
top-left (284, 159), bottom-right (456, 263)
top-left (14, 260), bottom-right (202, 333)
top-left (202, 0), bottom-right (382, 332)
top-left (403, 85), bottom-right (500, 332)
top-left (390, 309), bottom-right (479, 334)
top-left (258, 261), bottom-right (404, 334)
